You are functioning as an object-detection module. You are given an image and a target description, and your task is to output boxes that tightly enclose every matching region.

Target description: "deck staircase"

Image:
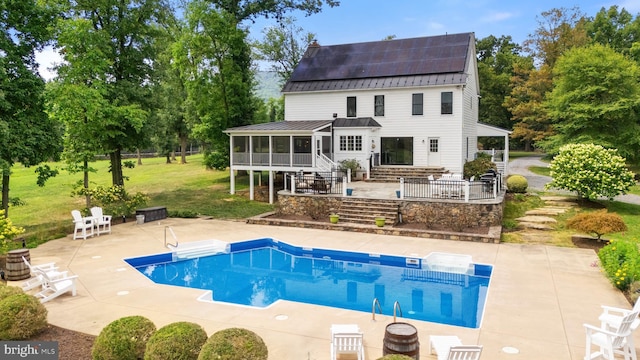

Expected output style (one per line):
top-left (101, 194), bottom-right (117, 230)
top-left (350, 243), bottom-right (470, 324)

top-left (368, 166), bottom-right (448, 182)
top-left (337, 198), bottom-right (399, 225)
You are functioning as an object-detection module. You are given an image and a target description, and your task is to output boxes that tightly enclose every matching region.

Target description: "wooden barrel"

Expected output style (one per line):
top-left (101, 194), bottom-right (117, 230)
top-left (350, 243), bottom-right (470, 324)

top-left (383, 322), bottom-right (419, 360)
top-left (6, 249), bottom-right (31, 281)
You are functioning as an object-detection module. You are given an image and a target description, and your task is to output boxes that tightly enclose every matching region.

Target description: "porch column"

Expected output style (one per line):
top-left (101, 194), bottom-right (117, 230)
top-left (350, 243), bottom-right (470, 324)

top-left (269, 170), bottom-right (274, 204)
top-left (504, 134), bottom-right (510, 177)
top-left (230, 168), bottom-right (235, 195)
top-left (249, 170), bottom-right (254, 201)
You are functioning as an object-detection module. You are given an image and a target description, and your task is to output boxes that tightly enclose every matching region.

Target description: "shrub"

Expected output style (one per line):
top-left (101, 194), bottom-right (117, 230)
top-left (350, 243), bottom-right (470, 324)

top-left (92, 315), bottom-right (156, 360)
top-left (376, 355), bottom-right (415, 360)
top-left (463, 157), bottom-right (497, 179)
top-left (598, 239), bottom-right (640, 291)
top-left (0, 293), bottom-right (48, 340)
top-left (0, 285), bottom-right (24, 301)
top-left (567, 210), bottom-right (627, 240)
top-left (506, 175), bottom-right (528, 193)
top-left (74, 185), bottom-right (149, 218)
top-left (546, 143), bottom-right (635, 200)
top-left (145, 321), bottom-right (208, 360)
top-left (338, 159), bottom-right (360, 175)
top-left (0, 210), bottom-right (25, 253)
top-left (197, 328), bottom-right (268, 360)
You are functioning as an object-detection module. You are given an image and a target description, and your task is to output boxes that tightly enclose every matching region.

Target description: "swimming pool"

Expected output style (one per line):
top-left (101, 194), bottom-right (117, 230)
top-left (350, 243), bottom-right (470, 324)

top-left (125, 238), bottom-right (492, 328)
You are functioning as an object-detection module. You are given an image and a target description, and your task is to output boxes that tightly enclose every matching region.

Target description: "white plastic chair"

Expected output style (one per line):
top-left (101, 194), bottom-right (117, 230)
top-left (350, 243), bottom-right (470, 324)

top-left (71, 210), bottom-right (94, 240)
top-left (599, 298), bottom-right (640, 333)
top-left (21, 256), bottom-right (66, 291)
top-left (33, 269), bottom-right (79, 303)
top-left (585, 310), bottom-right (638, 360)
top-left (330, 324), bottom-right (364, 360)
top-left (446, 345), bottom-right (483, 359)
top-left (430, 335), bottom-right (462, 360)
top-left (90, 206), bottom-right (112, 235)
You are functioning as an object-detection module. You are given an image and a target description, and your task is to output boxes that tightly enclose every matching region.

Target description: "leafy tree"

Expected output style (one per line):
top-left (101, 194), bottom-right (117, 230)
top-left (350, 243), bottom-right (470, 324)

top-left (208, 0), bottom-right (339, 23)
top-left (52, 0), bottom-right (172, 187)
top-left (503, 62), bottom-right (554, 151)
top-left (0, 0), bottom-right (62, 216)
top-left (176, 1), bottom-right (258, 170)
top-left (546, 143), bottom-right (635, 200)
top-left (542, 44), bottom-right (640, 162)
top-left (586, 6), bottom-right (640, 63)
top-left (254, 17), bottom-right (315, 83)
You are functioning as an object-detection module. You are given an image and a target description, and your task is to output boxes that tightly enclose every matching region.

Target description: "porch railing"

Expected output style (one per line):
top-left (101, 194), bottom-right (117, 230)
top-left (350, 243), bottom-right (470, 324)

top-left (401, 176), bottom-right (502, 202)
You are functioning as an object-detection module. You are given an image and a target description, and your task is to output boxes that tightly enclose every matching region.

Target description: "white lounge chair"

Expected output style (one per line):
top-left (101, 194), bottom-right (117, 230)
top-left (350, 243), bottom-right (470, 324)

top-left (429, 335), bottom-right (462, 360)
top-left (21, 256), bottom-right (66, 291)
top-left (33, 269), bottom-right (79, 303)
top-left (90, 206), bottom-right (112, 235)
top-left (72, 210), bottom-right (95, 240)
top-left (585, 310), bottom-right (638, 360)
top-left (446, 345), bottom-right (483, 359)
top-left (330, 324), bottom-right (364, 360)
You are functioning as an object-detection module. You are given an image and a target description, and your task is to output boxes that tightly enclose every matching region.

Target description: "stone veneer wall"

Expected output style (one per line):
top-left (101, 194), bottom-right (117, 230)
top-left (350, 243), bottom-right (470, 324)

top-left (276, 193), bottom-right (504, 227)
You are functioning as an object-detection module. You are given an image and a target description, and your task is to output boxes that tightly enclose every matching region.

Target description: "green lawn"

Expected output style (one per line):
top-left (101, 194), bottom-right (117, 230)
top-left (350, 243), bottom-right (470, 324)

top-left (5, 154), bottom-right (273, 246)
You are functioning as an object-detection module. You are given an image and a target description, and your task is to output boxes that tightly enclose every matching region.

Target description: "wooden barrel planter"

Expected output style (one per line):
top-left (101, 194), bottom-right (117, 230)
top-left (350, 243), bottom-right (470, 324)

top-left (6, 249), bottom-right (31, 281)
top-left (382, 322), bottom-right (419, 359)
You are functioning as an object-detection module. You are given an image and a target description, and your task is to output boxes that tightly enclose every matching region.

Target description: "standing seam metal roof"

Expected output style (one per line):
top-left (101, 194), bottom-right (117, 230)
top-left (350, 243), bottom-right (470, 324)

top-left (283, 32), bottom-right (473, 93)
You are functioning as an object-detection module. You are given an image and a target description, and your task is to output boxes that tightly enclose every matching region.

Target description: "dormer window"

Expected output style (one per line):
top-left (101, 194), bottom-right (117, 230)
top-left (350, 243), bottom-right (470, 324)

top-left (347, 97), bottom-right (357, 117)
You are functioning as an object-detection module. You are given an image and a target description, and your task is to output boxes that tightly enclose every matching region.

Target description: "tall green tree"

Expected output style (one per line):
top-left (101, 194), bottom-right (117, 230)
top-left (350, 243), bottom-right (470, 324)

top-left (586, 6), bottom-right (640, 62)
top-left (52, 0), bottom-right (172, 187)
top-left (176, 1), bottom-right (258, 170)
top-left (0, 0), bottom-right (62, 216)
top-left (254, 17), bottom-right (315, 83)
top-left (207, 0), bottom-right (339, 23)
top-left (475, 35), bottom-right (524, 149)
top-left (543, 44), bottom-right (640, 162)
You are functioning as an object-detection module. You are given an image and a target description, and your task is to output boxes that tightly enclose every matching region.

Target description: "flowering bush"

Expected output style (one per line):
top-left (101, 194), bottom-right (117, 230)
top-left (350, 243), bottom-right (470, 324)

top-left (546, 143), bottom-right (635, 200)
top-left (0, 210), bottom-right (25, 253)
top-left (598, 239), bottom-right (640, 291)
top-left (75, 185), bottom-right (148, 218)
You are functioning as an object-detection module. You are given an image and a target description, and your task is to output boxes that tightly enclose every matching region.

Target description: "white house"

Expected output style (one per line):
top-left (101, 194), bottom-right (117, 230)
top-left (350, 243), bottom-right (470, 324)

top-left (225, 32), bottom-right (510, 203)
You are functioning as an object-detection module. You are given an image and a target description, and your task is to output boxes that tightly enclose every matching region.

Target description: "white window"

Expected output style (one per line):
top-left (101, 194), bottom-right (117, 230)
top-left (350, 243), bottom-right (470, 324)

top-left (340, 135), bottom-right (363, 151)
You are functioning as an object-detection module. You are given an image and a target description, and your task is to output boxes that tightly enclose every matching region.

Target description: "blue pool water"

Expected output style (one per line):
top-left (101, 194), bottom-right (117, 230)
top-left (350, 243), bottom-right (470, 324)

top-left (125, 238), bottom-right (492, 328)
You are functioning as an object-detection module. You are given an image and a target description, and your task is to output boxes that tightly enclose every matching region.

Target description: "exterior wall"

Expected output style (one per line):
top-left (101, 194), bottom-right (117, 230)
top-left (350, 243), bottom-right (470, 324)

top-left (461, 41), bottom-right (480, 169)
top-left (284, 86), bottom-right (467, 171)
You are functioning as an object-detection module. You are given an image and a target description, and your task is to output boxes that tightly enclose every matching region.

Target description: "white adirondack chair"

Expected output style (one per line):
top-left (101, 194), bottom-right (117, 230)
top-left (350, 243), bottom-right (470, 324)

top-left (72, 210), bottom-right (94, 240)
top-left (585, 310), bottom-right (638, 360)
top-left (90, 206), bottom-right (112, 235)
top-left (330, 324), bottom-right (364, 360)
top-left (33, 269), bottom-right (79, 303)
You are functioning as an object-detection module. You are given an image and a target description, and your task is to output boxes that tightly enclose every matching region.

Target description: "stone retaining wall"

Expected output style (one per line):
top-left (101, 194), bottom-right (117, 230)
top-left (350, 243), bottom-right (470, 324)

top-left (275, 192), bottom-right (505, 228)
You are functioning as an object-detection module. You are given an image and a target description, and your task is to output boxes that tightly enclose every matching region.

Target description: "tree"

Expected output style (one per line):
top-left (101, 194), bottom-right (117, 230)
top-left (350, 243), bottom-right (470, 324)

top-left (543, 44), bottom-right (640, 162)
top-left (176, 1), bottom-right (259, 170)
top-left (586, 6), bottom-right (640, 63)
top-left (476, 35), bottom-right (525, 148)
top-left (0, 0), bottom-right (62, 216)
top-left (52, 0), bottom-right (172, 187)
top-left (567, 210), bottom-right (627, 240)
top-left (546, 143), bottom-right (635, 200)
top-left (254, 17), bottom-right (315, 83)
top-left (207, 0), bottom-right (339, 23)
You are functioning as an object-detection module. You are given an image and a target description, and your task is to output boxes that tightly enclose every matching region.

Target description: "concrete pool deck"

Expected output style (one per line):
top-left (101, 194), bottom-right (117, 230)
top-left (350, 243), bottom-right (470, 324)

top-left (10, 218), bottom-right (638, 359)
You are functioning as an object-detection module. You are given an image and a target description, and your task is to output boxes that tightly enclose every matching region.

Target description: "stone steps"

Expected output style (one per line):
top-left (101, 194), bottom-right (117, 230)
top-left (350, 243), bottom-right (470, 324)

top-left (337, 198), bottom-right (398, 225)
top-left (516, 196), bottom-right (577, 231)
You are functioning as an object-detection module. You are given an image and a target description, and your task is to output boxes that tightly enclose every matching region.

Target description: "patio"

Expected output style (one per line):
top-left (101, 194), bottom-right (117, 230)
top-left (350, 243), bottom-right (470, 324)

top-left (11, 217), bottom-right (638, 359)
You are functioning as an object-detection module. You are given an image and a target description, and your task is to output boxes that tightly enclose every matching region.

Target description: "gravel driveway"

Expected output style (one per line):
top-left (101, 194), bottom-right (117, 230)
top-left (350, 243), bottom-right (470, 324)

top-left (509, 155), bottom-right (640, 205)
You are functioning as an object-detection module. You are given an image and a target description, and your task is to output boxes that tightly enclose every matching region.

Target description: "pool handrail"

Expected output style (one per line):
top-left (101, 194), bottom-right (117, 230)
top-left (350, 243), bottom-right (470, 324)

top-left (372, 298), bottom-right (382, 321)
top-left (164, 226), bottom-right (178, 249)
top-left (393, 301), bottom-right (403, 322)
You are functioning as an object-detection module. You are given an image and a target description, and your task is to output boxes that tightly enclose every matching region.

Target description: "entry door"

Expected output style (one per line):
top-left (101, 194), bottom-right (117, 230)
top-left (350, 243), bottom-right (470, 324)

top-left (427, 138), bottom-right (441, 166)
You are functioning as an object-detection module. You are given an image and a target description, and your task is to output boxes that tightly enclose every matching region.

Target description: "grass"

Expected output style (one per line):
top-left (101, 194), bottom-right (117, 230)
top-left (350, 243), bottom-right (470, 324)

top-left (5, 154), bottom-right (273, 249)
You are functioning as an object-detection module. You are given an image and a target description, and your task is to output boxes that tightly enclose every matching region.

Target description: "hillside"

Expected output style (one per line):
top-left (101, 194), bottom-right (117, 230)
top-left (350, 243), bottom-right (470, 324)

top-left (254, 71), bottom-right (283, 101)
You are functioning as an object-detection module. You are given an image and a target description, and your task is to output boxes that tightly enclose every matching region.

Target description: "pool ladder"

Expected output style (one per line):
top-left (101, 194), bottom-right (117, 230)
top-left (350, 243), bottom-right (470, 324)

top-left (164, 226), bottom-right (178, 249)
top-left (371, 298), bottom-right (403, 322)
top-left (371, 298), bottom-right (382, 321)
